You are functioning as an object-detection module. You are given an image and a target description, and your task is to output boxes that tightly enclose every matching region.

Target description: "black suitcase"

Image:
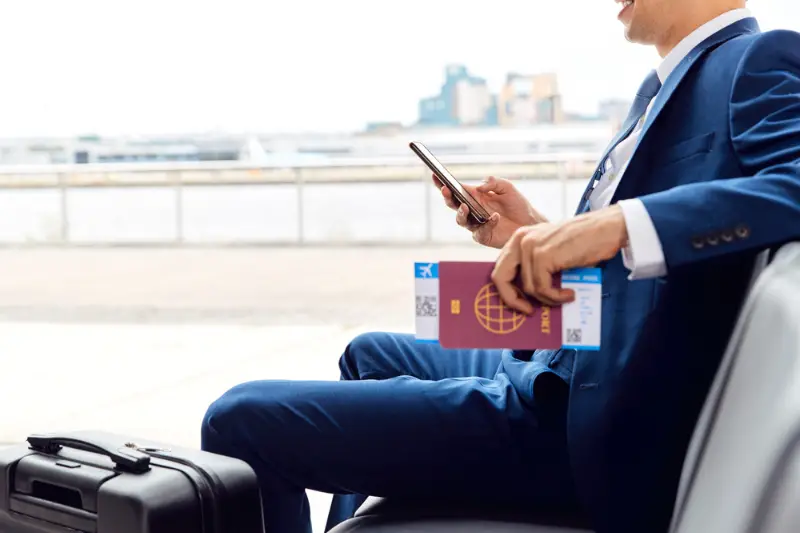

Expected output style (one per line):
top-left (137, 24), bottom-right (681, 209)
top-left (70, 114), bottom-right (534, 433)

top-left (0, 431), bottom-right (265, 533)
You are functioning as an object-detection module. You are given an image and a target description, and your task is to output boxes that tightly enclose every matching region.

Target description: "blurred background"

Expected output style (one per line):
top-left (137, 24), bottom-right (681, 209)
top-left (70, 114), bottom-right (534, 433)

top-left (0, 0), bottom-right (796, 530)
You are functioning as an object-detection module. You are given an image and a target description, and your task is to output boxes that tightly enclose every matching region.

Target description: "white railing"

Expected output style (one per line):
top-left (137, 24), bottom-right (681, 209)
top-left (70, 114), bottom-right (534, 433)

top-left (0, 150), bottom-right (601, 174)
top-left (0, 152), bottom-right (600, 246)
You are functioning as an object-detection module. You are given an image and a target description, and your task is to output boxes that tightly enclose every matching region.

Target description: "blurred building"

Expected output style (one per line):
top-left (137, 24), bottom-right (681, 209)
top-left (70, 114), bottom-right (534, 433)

top-left (364, 122), bottom-right (406, 134)
top-left (454, 80), bottom-right (497, 126)
top-left (0, 121), bottom-right (614, 167)
top-left (65, 134), bottom-right (242, 164)
top-left (0, 139), bottom-right (70, 165)
top-left (418, 64), bottom-right (498, 127)
top-left (0, 134), bottom-right (245, 166)
top-left (498, 72), bottom-right (564, 126)
top-left (598, 98), bottom-right (633, 132)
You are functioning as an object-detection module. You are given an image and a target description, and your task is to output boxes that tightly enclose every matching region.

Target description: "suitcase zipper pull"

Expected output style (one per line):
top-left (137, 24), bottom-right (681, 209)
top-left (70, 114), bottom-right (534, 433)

top-left (124, 442), bottom-right (172, 454)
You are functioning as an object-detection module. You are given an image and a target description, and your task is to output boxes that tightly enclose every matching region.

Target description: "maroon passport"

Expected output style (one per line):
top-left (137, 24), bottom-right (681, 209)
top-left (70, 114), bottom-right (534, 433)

top-left (438, 261), bottom-right (562, 350)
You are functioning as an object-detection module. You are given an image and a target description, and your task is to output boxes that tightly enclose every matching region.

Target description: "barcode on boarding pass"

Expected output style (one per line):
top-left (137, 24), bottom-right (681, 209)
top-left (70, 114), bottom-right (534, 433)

top-left (566, 328), bottom-right (582, 344)
top-left (416, 295), bottom-right (438, 317)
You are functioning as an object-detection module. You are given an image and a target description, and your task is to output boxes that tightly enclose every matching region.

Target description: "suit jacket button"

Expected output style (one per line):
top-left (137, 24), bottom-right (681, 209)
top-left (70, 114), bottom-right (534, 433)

top-left (707, 234), bottom-right (719, 246)
top-left (735, 225), bottom-right (750, 239)
top-left (721, 231), bottom-right (734, 243)
top-left (691, 237), bottom-right (705, 249)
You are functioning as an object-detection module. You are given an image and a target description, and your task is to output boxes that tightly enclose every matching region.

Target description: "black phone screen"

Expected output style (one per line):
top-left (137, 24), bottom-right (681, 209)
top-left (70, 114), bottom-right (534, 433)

top-left (409, 142), bottom-right (490, 224)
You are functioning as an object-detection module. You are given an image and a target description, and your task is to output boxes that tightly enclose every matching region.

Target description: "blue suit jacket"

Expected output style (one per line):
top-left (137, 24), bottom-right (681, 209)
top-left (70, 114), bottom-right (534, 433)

top-left (501, 18), bottom-right (800, 533)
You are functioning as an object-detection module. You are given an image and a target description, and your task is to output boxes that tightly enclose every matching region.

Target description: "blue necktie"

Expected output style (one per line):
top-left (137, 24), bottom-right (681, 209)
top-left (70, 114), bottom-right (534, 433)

top-left (575, 70), bottom-right (662, 215)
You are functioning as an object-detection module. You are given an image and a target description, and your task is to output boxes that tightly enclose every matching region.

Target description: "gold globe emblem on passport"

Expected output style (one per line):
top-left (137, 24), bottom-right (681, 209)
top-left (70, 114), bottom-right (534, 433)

top-left (473, 283), bottom-right (527, 334)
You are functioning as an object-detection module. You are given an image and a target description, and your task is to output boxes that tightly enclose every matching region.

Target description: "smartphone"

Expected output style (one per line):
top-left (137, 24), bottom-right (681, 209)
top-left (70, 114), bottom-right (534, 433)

top-left (409, 141), bottom-right (491, 225)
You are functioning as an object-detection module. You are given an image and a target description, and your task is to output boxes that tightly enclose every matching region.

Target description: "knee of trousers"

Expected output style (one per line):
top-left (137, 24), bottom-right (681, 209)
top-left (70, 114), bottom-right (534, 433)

top-left (338, 331), bottom-right (395, 380)
top-left (201, 381), bottom-right (276, 452)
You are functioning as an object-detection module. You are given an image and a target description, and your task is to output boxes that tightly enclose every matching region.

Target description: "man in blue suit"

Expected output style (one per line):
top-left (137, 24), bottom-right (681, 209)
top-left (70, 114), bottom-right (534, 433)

top-left (201, 1), bottom-right (800, 532)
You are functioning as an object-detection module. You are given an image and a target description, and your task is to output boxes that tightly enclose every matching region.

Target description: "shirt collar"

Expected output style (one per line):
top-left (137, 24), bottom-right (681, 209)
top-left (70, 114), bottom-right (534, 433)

top-left (657, 8), bottom-right (753, 83)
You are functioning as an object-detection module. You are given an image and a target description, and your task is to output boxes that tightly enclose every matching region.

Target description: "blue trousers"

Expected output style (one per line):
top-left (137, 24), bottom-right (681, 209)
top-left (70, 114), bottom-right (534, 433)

top-left (200, 332), bottom-right (580, 533)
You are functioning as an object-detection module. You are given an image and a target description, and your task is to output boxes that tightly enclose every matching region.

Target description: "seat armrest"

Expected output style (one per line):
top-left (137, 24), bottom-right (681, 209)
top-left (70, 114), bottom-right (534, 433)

top-left (356, 497), bottom-right (389, 517)
top-left (352, 496), bottom-right (592, 530)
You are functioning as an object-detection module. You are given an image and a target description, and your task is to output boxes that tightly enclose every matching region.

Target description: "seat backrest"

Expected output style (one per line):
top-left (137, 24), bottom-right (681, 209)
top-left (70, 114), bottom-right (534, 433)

top-left (670, 242), bottom-right (800, 533)
top-left (745, 421), bottom-right (800, 533)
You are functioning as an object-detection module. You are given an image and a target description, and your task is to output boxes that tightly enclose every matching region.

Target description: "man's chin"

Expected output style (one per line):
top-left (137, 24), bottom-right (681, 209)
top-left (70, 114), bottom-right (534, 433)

top-left (624, 27), bottom-right (634, 43)
top-left (623, 26), bottom-right (646, 45)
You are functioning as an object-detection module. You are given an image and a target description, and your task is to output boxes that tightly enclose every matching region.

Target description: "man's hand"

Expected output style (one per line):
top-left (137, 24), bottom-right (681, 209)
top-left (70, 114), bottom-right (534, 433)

top-left (492, 205), bottom-right (629, 311)
top-left (433, 174), bottom-right (547, 249)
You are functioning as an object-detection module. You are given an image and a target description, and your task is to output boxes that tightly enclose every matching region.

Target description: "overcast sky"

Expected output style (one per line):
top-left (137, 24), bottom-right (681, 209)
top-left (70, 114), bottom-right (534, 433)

top-left (0, 0), bottom-right (796, 137)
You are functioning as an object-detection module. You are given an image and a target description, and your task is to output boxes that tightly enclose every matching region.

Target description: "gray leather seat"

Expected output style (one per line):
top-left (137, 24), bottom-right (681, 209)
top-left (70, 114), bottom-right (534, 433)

top-left (338, 496), bottom-right (591, 532)
top-left (331, 516), bottom-right (587, 533)
top-left (670, 243), bottom-right (800, 533)
top-left (748, 425), bottom-right (800, 533)
top-left (331, 243), bottom-right (800, 533)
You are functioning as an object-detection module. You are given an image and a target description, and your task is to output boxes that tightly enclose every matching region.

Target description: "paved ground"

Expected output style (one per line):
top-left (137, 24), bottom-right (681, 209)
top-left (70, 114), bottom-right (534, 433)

top-left (0, 246), bottom-right (497, 532)
top-left (0, 246), bottom-right (495, 325)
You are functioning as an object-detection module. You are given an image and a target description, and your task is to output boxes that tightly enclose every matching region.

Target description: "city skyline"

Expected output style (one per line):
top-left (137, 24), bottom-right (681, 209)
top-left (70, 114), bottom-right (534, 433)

top-left (408, 64), bottom-right (628, 130)
top-left (0, 0), bottom-right (795, 137)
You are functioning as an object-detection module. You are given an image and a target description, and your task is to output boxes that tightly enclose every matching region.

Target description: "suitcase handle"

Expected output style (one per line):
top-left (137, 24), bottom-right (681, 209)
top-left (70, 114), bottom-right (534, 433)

top-left (26, 434), bottom-right (151, 473)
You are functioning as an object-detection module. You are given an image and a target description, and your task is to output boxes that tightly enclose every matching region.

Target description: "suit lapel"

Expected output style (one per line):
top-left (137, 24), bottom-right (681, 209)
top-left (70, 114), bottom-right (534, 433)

top-left (610, 17), bottom-right (760, 204)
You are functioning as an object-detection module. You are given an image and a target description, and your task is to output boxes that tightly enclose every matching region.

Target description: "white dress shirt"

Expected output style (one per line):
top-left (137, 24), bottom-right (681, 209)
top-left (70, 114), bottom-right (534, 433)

top-left (591, 8), bottom-right (753, 280)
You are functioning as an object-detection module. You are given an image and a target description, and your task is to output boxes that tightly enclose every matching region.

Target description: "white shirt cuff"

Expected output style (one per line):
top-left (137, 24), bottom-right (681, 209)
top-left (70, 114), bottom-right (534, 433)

top-left (618, 198), bottom-right (668, 280)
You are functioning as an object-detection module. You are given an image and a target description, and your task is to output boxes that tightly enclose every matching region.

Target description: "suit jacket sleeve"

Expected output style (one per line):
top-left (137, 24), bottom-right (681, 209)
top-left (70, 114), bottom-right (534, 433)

top-left (639, 30), bottom-right (800, 270)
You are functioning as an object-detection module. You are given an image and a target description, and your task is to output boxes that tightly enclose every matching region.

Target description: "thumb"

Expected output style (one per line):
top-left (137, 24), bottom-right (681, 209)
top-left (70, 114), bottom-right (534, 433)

top-left (476, 176), bottom-right (513, 195)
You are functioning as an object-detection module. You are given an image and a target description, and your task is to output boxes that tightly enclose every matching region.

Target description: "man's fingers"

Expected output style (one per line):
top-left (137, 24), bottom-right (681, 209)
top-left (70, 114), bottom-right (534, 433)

top-left (518, 241), bottom-right (559, 306)
top-left (492, 236), bottom-right (534, 315)
top-left (519, 236), bottom-right (536, 297)
top-left (556, 288), bottom-right (577, 304)
top-left (531, 267), bottom-right (576, 306)
top-left (530, 269), bottom-right (561, 306)
top-left (458, 204), bottom-right (492, 231)
top-left (533, 284), bottom-right (575, 306)
top-left (433, 174), bottom-right (459, 209)
top-left (455, 204), bottom-right (471, 227)
top-left (471, 213), bottom-right (499, 245)
top-left (441, 186), bottom-right (459, 210)
top-left (496, 280), bottom-right (535, 315)
top-left (476, 176), bottom-right (513, 195)
top-left (517, 233), bottom-right (576, 306)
